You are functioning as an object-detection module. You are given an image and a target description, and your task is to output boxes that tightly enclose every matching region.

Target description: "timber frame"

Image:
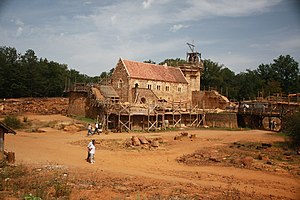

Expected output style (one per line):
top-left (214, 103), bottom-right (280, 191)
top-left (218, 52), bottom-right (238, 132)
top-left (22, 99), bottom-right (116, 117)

top-left (94, 100), bottom-right (207, 132)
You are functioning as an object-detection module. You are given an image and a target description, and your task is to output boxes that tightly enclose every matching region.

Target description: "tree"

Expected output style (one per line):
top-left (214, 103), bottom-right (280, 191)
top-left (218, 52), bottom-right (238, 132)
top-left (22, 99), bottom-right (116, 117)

top-left (200, 59), bottom-right (236, 99)
top-left (234, 70), bottom-right (262, 100)
top-left (0, 46), bottom-right (22, 97)
top-left (271, 55), bottom-right (299, 94)
top-left (144, 59), bottom-right (156, 64)
top-left (159, 58), bottom-right (188, 66)
top-left (282, 111), bottom-right (300, 148)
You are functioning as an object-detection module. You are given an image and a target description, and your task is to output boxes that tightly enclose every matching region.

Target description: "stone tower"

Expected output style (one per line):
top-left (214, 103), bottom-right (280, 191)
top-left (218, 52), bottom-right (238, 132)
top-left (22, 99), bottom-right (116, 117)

top-left (179, 43), bottom-right (204, 93)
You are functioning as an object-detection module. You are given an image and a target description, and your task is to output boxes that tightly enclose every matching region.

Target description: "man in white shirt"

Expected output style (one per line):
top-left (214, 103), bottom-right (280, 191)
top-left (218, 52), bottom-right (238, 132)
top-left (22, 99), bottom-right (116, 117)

top-left (87, 139), bottom-right (96, 164)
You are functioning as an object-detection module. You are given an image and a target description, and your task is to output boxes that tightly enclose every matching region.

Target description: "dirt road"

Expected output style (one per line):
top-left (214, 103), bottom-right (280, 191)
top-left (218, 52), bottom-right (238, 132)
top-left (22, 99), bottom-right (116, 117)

top-left (5, 114), bottom-right (300, 199)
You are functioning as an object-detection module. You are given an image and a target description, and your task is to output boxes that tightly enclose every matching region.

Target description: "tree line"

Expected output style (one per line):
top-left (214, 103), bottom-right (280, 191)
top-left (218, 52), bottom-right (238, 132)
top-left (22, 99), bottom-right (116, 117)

top-left (1, 46), bottom-right (299, 100)
top-left (0, 46), bottom-right (100, 98)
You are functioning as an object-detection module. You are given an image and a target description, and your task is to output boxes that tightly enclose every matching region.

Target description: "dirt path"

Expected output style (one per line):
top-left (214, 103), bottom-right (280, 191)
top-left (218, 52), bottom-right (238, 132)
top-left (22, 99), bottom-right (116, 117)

top-left (4, 114), bottom-right (300, 199)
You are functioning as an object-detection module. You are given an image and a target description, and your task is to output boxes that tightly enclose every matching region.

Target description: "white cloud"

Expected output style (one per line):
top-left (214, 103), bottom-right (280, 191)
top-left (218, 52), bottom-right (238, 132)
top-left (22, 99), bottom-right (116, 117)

top-left (16, 27), bottom-right (23, 37)
top-left (143, 0), bottom-right (154, 9)
top-left (176, 0), bottom-right (282, 20)
top-left (14, 19), bottom-right (24, 26)
top-left (170, 24), bottom-right (189, 32)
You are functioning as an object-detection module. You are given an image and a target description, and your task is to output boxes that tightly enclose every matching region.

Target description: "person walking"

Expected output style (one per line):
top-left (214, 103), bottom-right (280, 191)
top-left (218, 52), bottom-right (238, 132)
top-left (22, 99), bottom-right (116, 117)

top-left (94, 122), bottom-right (99, 134)
top-left (87, 124), bottom-right (93, 136)
top-left (87, 139), bottom-right (96, 164)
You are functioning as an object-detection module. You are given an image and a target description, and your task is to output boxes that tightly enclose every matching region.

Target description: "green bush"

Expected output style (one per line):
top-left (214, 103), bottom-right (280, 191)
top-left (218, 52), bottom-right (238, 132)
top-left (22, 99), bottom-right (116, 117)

top-left (3, 115), bottom-right (22, 129)
top-left (52, 178), bottom-right (71, 198)
top-left (282, 111), bottom-right (300, 148)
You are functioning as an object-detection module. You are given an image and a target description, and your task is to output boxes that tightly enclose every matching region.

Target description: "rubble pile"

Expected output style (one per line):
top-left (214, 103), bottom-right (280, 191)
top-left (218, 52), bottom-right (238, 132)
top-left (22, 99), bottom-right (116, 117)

top-left (125, 136), bottom-right (165, 149)
top-left (174, 132), bottom-right (196, 140)
top-left (0, 97), bottom-right (69, 115)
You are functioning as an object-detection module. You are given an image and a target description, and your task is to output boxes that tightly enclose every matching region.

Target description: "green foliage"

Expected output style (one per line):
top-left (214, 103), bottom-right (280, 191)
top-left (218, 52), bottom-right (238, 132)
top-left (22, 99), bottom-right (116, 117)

top-left (200, 55), bottom-right (299, 101)
top-left (70, 115), bottom-right (96, 124)
top-left (282, 111), bottom-right (300, 147)
top-left (0, 46), bottom-right (98, 98)
top-left (143, 59), bottom-right (156, 64)
top-left (159, 58), bottom-right (188, 66)
top-left (23, 194), bottom-right (42, 200)
top-left (52, 178), bottom-right (71, 198)
top-left (3, 115), bottom-right (22, 129)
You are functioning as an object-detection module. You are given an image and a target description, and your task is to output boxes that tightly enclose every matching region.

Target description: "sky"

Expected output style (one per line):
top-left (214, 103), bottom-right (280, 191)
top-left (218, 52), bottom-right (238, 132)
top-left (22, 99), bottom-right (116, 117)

top-left (0, 0), bottom-right (300, 76)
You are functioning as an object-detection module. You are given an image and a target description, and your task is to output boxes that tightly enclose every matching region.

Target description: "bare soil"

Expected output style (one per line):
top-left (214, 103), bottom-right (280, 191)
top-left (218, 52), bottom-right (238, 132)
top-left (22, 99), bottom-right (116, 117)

top-left (3, 114), bottom-right (300, 200)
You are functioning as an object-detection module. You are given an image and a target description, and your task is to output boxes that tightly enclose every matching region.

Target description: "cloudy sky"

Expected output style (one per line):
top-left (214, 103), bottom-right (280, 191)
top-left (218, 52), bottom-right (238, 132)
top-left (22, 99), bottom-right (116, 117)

top-left (0, 0), bottom-right (300, 76)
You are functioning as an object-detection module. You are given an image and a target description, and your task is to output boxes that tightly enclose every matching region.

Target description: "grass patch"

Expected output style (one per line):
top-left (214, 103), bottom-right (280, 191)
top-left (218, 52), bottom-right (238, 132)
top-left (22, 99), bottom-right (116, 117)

top-left (69, 115), bottom-right (96, 124)
top-left (2, 115), bottom-right (23, 129)
top-left (0, 164), bottom-right (72, 199)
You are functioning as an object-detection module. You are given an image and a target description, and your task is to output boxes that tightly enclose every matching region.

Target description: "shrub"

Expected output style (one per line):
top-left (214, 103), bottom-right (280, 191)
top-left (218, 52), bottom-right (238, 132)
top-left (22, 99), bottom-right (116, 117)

top-left (52, 178), bottom-right (71, 198)
top-left (3, 115), bottom-right (22, 129)
top-left (282, 111), bottom-right (300, 148)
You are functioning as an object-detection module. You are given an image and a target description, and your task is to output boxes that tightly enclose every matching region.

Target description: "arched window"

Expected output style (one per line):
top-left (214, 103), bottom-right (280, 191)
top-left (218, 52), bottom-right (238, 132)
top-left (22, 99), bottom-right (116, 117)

top-left (141, 97), bottom-right (146, 104)
top-left (118, 79), bottom-right (123, 88)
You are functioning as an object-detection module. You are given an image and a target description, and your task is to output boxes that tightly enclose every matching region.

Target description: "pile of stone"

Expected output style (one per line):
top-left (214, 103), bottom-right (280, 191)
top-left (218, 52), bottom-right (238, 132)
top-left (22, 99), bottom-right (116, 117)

top-left (125, 136), bottom-right (162, 148)
top-left (174, 132), bottom-right (196, 140)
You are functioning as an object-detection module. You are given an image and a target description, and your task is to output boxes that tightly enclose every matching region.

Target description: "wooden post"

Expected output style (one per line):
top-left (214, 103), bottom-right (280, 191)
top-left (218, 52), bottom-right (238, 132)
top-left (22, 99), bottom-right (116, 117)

top-left (7, 152), bottom-right (15, 164)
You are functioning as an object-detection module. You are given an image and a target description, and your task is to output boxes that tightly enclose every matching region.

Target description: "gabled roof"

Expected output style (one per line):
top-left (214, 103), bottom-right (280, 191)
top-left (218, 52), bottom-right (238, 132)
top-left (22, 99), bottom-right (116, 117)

top-left (0, 122), bottom-right (16, 134)
top-left (121, 59), bottom-right (188, 84)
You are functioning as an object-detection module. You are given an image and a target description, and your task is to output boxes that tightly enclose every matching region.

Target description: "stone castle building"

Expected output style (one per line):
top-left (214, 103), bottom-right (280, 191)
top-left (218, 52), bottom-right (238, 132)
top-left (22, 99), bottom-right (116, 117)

top-left (111, 58), bottom-right (201, 104)
top-left (110, 49), bottom-right (203, 105)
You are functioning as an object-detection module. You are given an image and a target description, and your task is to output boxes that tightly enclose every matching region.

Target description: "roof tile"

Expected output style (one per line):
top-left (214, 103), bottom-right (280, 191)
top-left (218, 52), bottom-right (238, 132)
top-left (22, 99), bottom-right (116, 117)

top-left (122, 59), bottom-right (188, 84)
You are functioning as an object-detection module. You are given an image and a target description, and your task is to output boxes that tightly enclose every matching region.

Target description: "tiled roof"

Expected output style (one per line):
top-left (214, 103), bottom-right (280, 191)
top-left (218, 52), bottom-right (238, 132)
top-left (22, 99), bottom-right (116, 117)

top-left (122, 59), bottom-right (188, 84)
top-left (99, 85), bottom-right (119, 98)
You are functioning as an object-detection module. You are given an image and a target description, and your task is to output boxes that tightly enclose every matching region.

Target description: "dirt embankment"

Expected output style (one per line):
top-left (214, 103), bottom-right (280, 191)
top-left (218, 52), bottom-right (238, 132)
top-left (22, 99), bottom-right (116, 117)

top-left (0, 97), bottom-right (68, 115)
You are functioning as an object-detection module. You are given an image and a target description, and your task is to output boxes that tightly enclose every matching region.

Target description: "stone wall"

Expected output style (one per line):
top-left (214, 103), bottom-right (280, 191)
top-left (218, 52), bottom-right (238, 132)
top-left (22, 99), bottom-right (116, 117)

top-left (129, 78), bottom-right (189, 103)
top-left (205, 112), bottom-right (238, 129)
top-left (132, 88), bottom-right (158, 104)
top-left (111, 59), bottom-right (130, 102)
top-left (192, 90), bottom-right (230, 109)
top-left (68, 92), bottom-right (87, 117)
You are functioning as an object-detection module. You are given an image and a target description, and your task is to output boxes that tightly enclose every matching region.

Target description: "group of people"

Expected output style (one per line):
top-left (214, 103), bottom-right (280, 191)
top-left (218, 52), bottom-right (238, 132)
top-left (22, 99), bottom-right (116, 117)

top-left (86, 122), bottom-right (103, 164)
top-left (87, 122), bottom-right (102, 136)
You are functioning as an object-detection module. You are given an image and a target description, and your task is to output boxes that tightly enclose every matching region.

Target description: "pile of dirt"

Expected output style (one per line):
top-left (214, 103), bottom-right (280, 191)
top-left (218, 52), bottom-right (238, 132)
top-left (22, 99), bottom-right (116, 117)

top-left (0, 97), bottom-right (68, 115)
top-left (177, 141), bottom-right (300, 177)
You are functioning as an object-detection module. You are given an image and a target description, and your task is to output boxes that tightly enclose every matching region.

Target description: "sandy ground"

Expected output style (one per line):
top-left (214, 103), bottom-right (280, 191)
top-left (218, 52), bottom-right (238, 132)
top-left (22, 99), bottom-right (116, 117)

top-left (4, 114), bottom-right (300, 199)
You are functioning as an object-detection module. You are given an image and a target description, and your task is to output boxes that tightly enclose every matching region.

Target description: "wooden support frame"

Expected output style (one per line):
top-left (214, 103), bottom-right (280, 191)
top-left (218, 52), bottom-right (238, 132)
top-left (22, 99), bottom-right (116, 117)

top-left (190, 114), bottom-right (199, 126)
top-left (118, 104), bottom-right (131, 132)
top-left (147, 105), bottom-right (158, 132)
top-left (196, 113), bottom-right (206, 127)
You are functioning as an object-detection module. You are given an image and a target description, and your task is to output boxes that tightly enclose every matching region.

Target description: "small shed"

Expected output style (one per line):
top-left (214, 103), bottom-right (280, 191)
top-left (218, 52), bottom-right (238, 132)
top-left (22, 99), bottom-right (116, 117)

top-left (0, 121), bottom-right (16, 161)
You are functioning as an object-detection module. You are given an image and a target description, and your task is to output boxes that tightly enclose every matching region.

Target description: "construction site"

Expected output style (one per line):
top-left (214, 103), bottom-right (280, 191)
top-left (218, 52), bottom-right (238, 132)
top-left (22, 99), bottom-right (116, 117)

top-left (66, 45), bottom-right (237, 132)
top-left (66, 45), bottom-right (300, 132)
